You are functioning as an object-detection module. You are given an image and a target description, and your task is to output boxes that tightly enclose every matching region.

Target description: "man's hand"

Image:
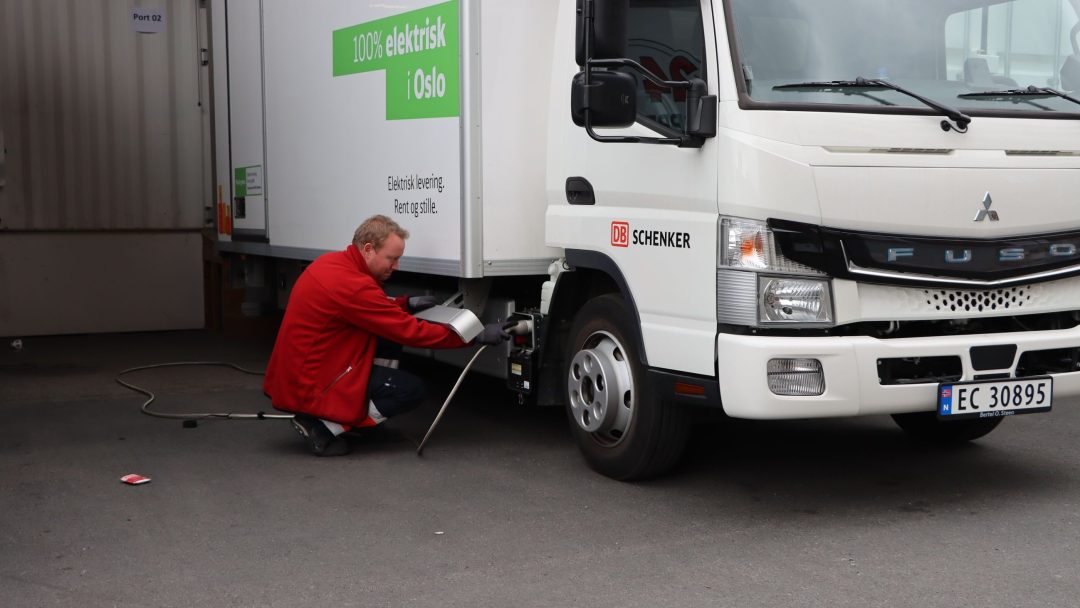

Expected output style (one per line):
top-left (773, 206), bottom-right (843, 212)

top-left (408, 295), bottom-right (439, 313)
top-left (473, 322), bottom-right (511, 346)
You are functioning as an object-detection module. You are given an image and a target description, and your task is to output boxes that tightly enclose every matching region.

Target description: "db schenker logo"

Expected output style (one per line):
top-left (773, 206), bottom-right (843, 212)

top-left (611, 221), bottom-right (629, 247)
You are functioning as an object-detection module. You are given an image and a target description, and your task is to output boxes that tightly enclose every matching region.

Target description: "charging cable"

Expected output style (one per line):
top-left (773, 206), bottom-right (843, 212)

top-left (416, 345), bottom-right (486, 455)
top-left (116, 350), bottom-right (492, 444)
top-left (118, 319), bottom-right (531, 441)
top-left (118, 354), bottom-right (490, 449)
top-left (115, 361), bottom-right (291, 424)
top-left (416, 319), bottom-right (532, 455)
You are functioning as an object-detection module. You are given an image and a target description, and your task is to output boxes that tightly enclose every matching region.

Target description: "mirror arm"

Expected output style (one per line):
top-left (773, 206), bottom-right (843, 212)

top-left (582, 1), bottom-right (607, 140)
top-left (585, 130), bottom-right (682, 145)
top-left (582, 0), bottom-right (593, 125)
top-left (583, 61), bottom-right (685, 145)
top-left (588, 58), bottom-right (692, 91)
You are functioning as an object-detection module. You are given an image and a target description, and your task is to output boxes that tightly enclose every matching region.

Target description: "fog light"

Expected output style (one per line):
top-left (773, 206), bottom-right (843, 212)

top-left (768, 358), bottom-right (825, 396)
top-left (759, 277), bottom-right (833, 324)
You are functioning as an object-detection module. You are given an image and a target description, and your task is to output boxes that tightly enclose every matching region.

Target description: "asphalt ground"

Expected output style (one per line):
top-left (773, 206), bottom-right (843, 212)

top-left (2, 330), bottom-right (1079, 607)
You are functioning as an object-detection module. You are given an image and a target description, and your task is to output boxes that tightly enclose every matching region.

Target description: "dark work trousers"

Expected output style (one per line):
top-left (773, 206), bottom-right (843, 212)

top-left (367, 339), bottom-right (425, 419)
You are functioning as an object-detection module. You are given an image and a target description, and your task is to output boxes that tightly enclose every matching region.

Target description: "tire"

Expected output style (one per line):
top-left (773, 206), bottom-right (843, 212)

top-left (891, 411), bottom-right (1004, 444)
top-left (564, 294), bottom-right (690, 480)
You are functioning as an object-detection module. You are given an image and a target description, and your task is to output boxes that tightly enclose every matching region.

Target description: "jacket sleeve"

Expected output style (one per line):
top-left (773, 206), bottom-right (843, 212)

top-left (336, 281), bottom-right (467, 349)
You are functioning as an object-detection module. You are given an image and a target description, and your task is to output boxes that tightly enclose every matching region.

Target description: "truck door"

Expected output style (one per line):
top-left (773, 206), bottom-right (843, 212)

top-left (550, 0), bottom-right (720, 376)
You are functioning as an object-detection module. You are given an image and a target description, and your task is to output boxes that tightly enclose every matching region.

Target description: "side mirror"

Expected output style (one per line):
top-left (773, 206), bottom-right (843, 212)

top-left (575, 0), bottom-right (629, 66)
top-left (684, 78), bottom-right (717, 139)
top-left (571, 71), bottom-right (636, 128)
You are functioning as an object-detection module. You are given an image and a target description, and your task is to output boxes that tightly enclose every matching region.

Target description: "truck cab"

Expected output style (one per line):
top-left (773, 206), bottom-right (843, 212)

top-left (547, 0), bottom-right (1080, 478)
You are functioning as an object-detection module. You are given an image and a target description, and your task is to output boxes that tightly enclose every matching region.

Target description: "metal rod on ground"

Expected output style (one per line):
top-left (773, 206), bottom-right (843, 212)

top-left (417, 345), bottom-right (487, 455)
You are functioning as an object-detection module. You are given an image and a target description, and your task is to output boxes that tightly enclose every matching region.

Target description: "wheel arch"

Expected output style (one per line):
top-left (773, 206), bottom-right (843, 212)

top-left (532, 250), bottom-right (648, 407)
top-left (552, 249), bottom-right (647, 367)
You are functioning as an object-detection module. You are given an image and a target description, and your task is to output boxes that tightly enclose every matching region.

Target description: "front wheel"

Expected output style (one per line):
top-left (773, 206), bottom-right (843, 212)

top-left (891, 411), bottom-right (1004, 444)
top-left (564, 295), bottom-right (690, 480)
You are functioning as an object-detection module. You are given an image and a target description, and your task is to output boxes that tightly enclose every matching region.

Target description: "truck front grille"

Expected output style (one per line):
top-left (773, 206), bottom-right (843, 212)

top-left (858, 276), bottom-right (1080, 321)
top-left (924, 286), bottom-right (1033, 313)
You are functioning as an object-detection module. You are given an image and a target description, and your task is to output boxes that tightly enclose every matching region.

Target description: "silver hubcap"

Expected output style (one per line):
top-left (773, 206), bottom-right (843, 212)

top-left (568, 331), bottom-right (634, 446)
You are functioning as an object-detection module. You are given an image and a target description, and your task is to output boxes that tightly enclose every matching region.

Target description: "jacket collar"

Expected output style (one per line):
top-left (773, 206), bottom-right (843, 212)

top-left (346, 244), bottom-right (374, 279)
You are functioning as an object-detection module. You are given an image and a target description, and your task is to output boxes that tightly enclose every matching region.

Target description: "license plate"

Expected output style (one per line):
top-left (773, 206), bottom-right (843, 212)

top-left (938, 377), bottom-right (1052, 420)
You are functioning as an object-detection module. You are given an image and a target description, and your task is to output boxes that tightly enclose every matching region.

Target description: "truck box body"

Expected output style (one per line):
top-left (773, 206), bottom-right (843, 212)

top-left (215, 0), bottom-right (558, 278)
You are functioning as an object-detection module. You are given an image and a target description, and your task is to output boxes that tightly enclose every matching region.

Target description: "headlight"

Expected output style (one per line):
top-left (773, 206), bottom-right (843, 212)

top-left (720, 218), bottom-right (821, 275)
top-left (759, 277), bottom-right (833, 324)
top-left (717, 217), bottom-right (834, 327)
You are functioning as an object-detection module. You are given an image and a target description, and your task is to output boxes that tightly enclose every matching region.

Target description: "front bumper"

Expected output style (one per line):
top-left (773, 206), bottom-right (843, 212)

top-left (716, 325), bottom-right (1080, 419)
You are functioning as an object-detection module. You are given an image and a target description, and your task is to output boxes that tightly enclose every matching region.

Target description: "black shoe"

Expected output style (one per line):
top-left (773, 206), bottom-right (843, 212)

top-left (291, 414), bottom-right (351, 457)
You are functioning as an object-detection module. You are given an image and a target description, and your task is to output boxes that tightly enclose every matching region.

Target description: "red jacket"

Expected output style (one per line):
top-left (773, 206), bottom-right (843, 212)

top-left (263, 245), bottom-right (466, 426)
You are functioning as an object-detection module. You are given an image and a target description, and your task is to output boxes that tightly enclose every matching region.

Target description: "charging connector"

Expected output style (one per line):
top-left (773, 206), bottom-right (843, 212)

top-left (504, 319), bottom-right (534, 337)
top-left (505, 311), bottom-right (544, 397)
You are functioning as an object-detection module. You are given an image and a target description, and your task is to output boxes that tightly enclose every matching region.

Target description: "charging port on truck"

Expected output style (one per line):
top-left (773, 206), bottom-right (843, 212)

top-left (506, 311), bottom-right (544, 397)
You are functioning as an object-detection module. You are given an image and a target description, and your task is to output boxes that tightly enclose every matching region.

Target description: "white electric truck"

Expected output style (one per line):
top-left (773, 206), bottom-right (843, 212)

top-left (211, 0), bottom-right (1080, 479)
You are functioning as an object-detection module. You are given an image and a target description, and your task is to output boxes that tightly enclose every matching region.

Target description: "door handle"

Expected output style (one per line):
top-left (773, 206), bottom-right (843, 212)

top-left (565, 177), bottom-right (595, 205)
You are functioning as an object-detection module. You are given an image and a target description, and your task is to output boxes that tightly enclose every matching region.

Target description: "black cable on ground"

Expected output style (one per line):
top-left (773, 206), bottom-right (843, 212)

top-left (115, 361), bottom-right (293, 422)
top-left (118, 352), bottom-right (488, 454)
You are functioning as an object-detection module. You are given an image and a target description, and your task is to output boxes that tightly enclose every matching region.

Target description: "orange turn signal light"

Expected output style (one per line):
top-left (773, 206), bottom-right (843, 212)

top-left (739, 233), bottom-right (763, 258)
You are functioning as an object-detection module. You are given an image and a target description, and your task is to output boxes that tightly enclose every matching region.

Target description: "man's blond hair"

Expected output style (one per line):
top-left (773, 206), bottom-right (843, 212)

top-left (352, 215), bottom-right (409, 250)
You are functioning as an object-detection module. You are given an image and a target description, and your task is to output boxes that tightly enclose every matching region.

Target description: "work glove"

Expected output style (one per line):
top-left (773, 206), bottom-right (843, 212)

top-left (473, 322), bottom-right (511, 346)
top-left (408, 295), bottom-right (439, 313)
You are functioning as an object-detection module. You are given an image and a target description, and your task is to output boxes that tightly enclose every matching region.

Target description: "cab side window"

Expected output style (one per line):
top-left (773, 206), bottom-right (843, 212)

top-left (622, 0), bottom-right (706, 134)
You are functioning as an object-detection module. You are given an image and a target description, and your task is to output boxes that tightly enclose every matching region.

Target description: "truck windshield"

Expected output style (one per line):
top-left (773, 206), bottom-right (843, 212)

top-left (728, 0), bottom-right (1080, 116)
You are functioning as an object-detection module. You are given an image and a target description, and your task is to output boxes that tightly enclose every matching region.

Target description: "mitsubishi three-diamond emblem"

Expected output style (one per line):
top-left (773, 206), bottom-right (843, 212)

top-left (974, 192), bottom-right (1000, 222)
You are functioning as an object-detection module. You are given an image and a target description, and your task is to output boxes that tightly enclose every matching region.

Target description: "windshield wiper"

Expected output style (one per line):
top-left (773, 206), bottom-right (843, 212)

top-left (774, 77), bottom-right (971, 133)
top-left (959, 85), bottom-right (1080, 109)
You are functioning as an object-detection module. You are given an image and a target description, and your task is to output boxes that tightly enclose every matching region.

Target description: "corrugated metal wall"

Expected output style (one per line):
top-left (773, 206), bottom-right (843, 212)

top-left (0, 0), bottom-right (209, 336)
top-left (0, 0), bottom-right (207, 230)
